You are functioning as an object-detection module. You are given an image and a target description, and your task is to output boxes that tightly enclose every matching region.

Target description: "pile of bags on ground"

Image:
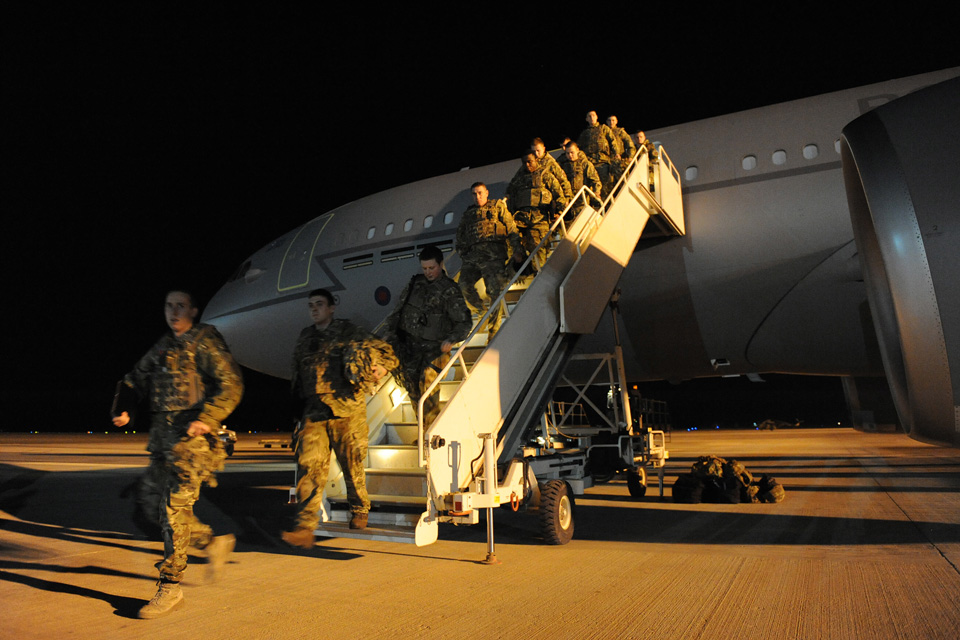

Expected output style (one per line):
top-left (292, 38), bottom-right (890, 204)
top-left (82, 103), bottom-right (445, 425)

top-left (673, 455), bottom-right (785, 504)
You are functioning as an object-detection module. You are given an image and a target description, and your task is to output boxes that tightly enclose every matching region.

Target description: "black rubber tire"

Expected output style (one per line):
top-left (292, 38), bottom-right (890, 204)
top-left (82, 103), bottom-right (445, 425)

top-left (590, 470), bottom-right (616, 484)
top-left (539, 480), bottom-right (575, 545)
top-left (627, 467), bottom-right (647, 498)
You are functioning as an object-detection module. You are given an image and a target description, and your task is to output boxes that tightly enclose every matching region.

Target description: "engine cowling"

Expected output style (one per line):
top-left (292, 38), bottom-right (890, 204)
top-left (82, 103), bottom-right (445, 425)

top-left (841, 76), bottom-right (960, 446)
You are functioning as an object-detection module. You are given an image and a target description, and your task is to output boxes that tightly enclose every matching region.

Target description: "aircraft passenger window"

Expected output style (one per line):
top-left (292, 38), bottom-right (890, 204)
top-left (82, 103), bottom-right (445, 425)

top-left (772, 150), bottom-right (787, 166)
top-left (685, 166), bottom-right (699, 181)
top-left (834, 139), bottom-right (842, 154)
top-left (443, 211), bottom-right (454, 225)
top-left (404, 219), bottom-right (413, 232)
top-left (367, 226), bottom-right (376, 240)
top-left (742, 155), bottom-right (757, 170)
top-left (385, 222), bottom-right (394, 236)
top-left (803, 144), bottom-right (819, 160)
top-left (424, 215), bottom-right (434, 228)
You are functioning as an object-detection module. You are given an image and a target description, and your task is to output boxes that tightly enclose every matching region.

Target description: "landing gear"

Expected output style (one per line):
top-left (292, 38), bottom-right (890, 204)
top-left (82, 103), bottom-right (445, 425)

top-left (627, 466), bottom-right (647, 498)
top-left (539, 480), bottom-right (575, 545)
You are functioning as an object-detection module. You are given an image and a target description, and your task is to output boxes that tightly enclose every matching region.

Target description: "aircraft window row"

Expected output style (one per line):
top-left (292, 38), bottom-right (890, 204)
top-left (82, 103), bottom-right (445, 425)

top-left (365, 211), bottom-right (457, 241)
top-left (684, 141), bottom-right (836, 181)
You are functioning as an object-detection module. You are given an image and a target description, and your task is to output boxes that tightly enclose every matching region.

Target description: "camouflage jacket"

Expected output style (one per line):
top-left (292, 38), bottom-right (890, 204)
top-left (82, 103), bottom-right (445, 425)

top-left (506, 165), bottom-right (569, 213)
top-left (559, 150), bottom-right (603, 196)
top-left (122, 323), bottom-right (243, 429)
top-left (638, 138), bottom-right (657, 158)
top-left (577, 123), bottom-right (622, 165)
top-left (383, 273), bottom-right (471, 345)
top-left (610, 125), bottom-right (636, 159)
top-left (292, 319), bottom-right (398, 417)
top-left (511, 153), bottom-right (572, 201)
top-left (456, 198), bottom-right (523, 257)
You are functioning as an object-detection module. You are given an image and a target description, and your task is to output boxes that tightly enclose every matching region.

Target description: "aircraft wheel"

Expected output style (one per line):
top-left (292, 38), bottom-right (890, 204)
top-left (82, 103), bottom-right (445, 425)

top-left (539, 480), bottom-right (575, 545)
top-left (627, 467), bottom-right (647, 498)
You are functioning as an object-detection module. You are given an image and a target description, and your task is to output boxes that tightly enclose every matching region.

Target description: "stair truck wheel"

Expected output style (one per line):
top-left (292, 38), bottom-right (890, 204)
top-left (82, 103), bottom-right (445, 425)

top-left (539, 479), bottom-right (575, 545)
top-left (627, 466), bottom-right (647, 498)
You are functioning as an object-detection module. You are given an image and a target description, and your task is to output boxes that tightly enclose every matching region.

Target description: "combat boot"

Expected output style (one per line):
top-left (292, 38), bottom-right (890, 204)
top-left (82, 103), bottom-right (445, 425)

top-left (281, 527), bottom-right (316, 549)
top-left (205, 533), bottom-right (235, 582)
top-left (138, 581), bottom-right (183, 619)
top-left (349, 512), bottom-right (368, 529)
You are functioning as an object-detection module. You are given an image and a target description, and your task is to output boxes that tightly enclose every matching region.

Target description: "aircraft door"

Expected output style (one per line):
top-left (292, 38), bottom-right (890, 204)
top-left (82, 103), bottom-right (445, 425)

top-left (277, 214), bottom-right (333, 292)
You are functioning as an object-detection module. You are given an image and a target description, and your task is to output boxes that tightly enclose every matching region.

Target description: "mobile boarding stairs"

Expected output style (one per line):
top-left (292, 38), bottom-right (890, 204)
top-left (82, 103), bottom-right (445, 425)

top-left (310, 145), bottom-right (685, 549)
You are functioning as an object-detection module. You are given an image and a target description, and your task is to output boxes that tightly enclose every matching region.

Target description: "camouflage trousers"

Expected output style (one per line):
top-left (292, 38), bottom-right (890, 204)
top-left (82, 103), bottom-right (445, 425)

top-left (395, 337), bottom-right (448, 428)
top-left (459, 242), bottom-right (509, 318)
top-left (595, 161), bottom-right (618, 197)
top-left (513, 208), bottom-right (550, 270)
top-left (292, 400), bottom-right (370, 532)
top-left (140, 412), bottom-right (227, 583)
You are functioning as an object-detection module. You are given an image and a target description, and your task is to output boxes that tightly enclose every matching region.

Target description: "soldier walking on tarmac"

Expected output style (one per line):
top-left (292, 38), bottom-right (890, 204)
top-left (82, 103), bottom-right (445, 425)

top-left (382, 245), bottom-right (472, 429)
top-left (282, 289), bottom-right (397, 548)
top-left (112, 289), bottom-right (243, 619)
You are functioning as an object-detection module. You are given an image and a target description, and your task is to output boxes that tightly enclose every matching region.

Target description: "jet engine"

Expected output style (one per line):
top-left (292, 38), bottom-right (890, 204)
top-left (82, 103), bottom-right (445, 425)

top-left (841, 77), bottom-right (960, 446)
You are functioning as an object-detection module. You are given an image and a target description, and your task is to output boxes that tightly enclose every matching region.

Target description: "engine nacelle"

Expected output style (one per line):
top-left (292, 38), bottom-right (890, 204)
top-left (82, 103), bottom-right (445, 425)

top-left (841, 77), bottom-right (960, 446)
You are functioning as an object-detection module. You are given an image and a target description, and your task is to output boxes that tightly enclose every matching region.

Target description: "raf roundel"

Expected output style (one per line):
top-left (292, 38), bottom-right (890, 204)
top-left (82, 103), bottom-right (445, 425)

top-left (374, 286), bottom-right (391, 307)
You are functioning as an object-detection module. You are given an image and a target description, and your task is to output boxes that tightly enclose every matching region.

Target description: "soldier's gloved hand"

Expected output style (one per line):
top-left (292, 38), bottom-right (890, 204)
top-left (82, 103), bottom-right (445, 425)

top-left (112, 411), bottom-right (130, 427)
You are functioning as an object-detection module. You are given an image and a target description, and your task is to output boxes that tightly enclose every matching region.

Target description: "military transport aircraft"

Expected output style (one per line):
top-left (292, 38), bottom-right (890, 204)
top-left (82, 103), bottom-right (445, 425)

top-left (202, 67), bottom-right (960, 447)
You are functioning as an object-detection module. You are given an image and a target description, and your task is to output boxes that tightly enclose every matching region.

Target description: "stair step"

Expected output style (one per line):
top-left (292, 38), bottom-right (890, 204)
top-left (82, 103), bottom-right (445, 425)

top-left (365, 467), bottom-right (424, 476)
top-left (368, 444), bottom-right (419, 468)
top-left (365, 468), bottom-right (427, 496)
top-left (328, 493), bottom-right (427, 508)
top-left (313, 520), bottom-right (416, 544)
top-left (381, 422), bottom-right (419, 445)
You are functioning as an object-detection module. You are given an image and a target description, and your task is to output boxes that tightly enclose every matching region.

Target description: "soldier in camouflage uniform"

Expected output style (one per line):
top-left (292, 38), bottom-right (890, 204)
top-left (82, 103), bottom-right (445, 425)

top-left (530, 137), bottom-right (573, 217)
top-left (577, 110), bottom-right (623, 195)
top-left (506, 151), bottom-right (569, 269)
top-left (382, 245), bottom-right (471, 428)
top-left (635, 130), bottom-right (657, 158)
top-left (112, 290), bottom-right (243, 619)
top-left (282, 289), bottom-right (398, 548)
top-left (559, 141), bottom-right (603, 218)
top-left (456, 181), bottom-right (525, 326)
top-left (606, 115), bottom-right (637, 180)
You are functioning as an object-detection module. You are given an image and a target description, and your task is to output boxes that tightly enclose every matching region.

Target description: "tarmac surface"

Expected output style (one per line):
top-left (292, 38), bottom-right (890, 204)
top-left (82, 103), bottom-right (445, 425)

top-left (2, 427), bottom-right (960, 639)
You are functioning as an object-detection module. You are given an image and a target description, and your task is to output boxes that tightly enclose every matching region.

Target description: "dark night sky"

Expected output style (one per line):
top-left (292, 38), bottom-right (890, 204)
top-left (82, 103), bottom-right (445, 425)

top-left (4, 3), bottom-right (958, 432)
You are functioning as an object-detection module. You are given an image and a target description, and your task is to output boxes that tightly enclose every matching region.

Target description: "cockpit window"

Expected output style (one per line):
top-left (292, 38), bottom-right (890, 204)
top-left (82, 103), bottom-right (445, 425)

top-left (229, 260), bottom-right (251, 282)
